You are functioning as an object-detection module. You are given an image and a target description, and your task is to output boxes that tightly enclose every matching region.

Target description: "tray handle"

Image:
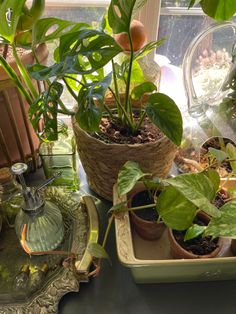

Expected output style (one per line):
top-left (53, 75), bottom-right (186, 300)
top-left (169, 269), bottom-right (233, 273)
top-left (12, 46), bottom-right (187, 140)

top-left (75, 195), bottom-right (99, 275)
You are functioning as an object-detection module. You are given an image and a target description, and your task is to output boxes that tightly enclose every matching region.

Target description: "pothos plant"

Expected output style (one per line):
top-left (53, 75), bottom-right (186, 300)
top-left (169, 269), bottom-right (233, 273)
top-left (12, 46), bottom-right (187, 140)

top-left (26, 0), bottom-right (183, 145)
top-left (88, 159), bottom-right (236, 267)
top-left (116, 160), bottom-right (236, 241)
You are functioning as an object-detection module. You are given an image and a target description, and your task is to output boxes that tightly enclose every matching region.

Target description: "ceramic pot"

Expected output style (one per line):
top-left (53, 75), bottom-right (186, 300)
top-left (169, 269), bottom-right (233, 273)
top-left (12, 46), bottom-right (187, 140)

top-left (168, 212), bottom-right (223, 259)
top-left (128, 187), bottom-right (165, 241)
top-left (0, 44), bottom-right (48, 171)
top-left (73, 119), bottom-right (177, 200)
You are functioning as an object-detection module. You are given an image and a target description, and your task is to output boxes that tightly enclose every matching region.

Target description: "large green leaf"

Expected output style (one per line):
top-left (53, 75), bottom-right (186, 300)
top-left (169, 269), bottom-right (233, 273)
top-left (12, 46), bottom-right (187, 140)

top-left (145, 93), bottom-right (183, 146)
top-left (108, 0), bottom-right (147, 34)
top-left (157, 186), bottom-right (198, 230)
top-left (226, 143), bottom-right (236, 173)
top-left (164, 172), bottom-right (221, 218)
top-left (32, 18), bottom-right (88, 45)
top-left (0, 0), bottom-right (25, 43)
top-left (58, 28), bottom-right (122, 75)
top-left (117, 161), bottom-right (150, 196)
top-left (200, 0), bottom-right (236, 20)
top-left (205, 200), bottom-right (236, 238)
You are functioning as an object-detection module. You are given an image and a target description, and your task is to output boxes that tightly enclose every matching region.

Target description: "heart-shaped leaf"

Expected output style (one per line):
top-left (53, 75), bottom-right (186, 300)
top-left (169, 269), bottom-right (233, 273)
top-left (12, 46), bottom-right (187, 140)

top-left (164, 172), bottom-right (221, 217)
top-left (87, 242), bottom-right (111, 264)
top-left (184, 224), bottom-right (206, 241)
top-left (157, 186), bottom-right (197, 230)
top-left (202, 168), bottom-right (220, 196)
top-left (117, 161), bottom-right (150, 196)
top-left (208, 147), bottom-right (228, 163)
top-left (205, 200), bottom-right (236, 238)
top-left (145, 93), bottom-right (183, 146)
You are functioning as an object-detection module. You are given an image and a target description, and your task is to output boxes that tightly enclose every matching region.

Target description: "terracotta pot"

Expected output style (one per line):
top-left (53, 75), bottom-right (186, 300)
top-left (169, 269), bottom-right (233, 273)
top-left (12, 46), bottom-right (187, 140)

top-left (128, 187), bottom-right (165, 241)
top-left (230, 240), bottom-right (236, 255)
top-left (168, 212), bottom-right (223, 259)
top-left (72, 120), bottom-right (177, 200)
top-left (0, 44), bottom-right (48, 171)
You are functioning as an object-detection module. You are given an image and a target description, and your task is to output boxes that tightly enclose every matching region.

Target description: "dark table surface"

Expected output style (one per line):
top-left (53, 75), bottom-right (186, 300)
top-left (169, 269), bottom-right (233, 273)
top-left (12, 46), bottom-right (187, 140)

top-left (26, 165), bottom-right (236, 314)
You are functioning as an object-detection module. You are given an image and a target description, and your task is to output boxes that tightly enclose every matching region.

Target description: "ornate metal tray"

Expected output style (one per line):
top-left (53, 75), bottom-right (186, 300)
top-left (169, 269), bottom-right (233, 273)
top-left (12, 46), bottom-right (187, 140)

top-left (0, 187), bottom-right (99, 313)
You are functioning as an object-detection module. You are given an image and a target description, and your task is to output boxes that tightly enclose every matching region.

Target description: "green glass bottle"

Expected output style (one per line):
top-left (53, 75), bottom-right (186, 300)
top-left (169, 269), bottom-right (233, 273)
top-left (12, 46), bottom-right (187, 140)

top-left (39, 121), bottom-right (79, 191)
top-left (12, 163), bottom-right (64, 254)
top-left (0, 167), bottom-right (22, 227)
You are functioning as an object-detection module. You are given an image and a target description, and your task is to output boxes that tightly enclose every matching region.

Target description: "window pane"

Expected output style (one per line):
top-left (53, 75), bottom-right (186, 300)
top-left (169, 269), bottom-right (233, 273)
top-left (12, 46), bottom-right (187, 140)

top-left (158, 15), bottom-right (211, 66)
top-left (161, 0), bottom-right (199, 8)
top-left (44, 7), bottom-right (106, 24)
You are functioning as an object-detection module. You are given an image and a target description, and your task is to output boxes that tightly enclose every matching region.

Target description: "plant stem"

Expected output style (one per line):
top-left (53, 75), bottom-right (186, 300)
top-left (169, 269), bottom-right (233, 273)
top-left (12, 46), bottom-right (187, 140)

top-left (108, 87), bottom-right (133, 127)
top-left (0, 55), bottom-right (33, 105)
top-left (124, 31), bottom-right (134, 124)
top-left (112, 59), bottom-right (122, 119)
top-left (62, 77), bottom-right (77, 101)
top-left (135, 110), bottom-right (146, 131)
top-left (117, 203), bottom-right (156, 213)
top-left (102, 215), bottom-right (115, 248)
top-left (12, 44), bottom-right (38, 100)
top-left (103, 103), bottom-right (115, 121)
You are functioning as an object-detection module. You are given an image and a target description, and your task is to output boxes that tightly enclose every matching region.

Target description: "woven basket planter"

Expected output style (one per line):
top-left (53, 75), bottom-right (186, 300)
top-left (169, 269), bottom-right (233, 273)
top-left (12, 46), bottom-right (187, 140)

top-left (73, 120), bottom-right (177, 200)
top-left (0, 44), bottom-right (48, 171)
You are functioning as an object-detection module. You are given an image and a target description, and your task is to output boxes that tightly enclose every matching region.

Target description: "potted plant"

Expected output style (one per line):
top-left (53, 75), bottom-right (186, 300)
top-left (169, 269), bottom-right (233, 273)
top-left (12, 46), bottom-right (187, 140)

top-left (0, 0), bottom-right (85, 170)
top-left (113, 160), bottom-right (236, 258)
top-left (28, 0), bottom-right (183, 200)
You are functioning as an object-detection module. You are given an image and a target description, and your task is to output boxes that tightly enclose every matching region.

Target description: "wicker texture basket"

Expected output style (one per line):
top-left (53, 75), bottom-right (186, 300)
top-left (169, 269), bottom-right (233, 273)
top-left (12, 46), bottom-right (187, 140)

top-left (73, 120), bottom-right (177, 200)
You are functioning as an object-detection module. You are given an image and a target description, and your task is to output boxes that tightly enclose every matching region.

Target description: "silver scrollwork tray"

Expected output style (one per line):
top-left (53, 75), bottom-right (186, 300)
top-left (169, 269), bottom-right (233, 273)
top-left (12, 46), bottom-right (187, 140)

top-left (0, 188), bottom-right (99, 313)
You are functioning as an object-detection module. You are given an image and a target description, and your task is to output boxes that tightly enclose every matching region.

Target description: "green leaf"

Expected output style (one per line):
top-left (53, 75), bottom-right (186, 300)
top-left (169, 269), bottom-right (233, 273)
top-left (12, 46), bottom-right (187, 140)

top-left (157, 187), bottom-right (198, 230)
top-left (87, 242), bottom-right (111, 265)
top-left (203, 169), bottom-right (220, 196)
top-left (131, 82), bottom-right (157, 101)
top-left (117, 161), bottom-right (150, 196)
top-left (226, 143), bottom-right (236, 173)
top-left (75, 73), bottom-right (112, 132)
top-left (164, 172), bottom-right (221, 218)
top-left (108, 0), bottom-right (147, 34)
top-left (0, 0), bottom-right (25, 43)
top-left (145, 93), bottom-right (183, 146)
top-left (29, 82), bottom-right (63, 141)
top-left (184, 224), bottom-right (206, 241)
top-left (134, 40), bottom-right (165, 61)
top-left (32, 18), bottom-right (88, 45)
top-left (58, 28), bottom-right (122, 75)
top-left (205, 200), bottom-right (236, 238)
top-left (200, 0), bottom-right (236, 21)
top-left (188, 0), bottom-right (199, 9)
top-left (208, 147), bottom-right (228, 163)
top-left (17, 0), bottom-right (45, 32)
top-left (28, 63), bottom-right (64, 81)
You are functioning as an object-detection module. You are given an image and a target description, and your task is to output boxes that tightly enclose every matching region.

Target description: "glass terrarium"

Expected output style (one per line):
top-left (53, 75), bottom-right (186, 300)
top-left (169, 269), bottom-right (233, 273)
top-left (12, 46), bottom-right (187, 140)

top-left (39, 121), bottom-right (79, 191)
